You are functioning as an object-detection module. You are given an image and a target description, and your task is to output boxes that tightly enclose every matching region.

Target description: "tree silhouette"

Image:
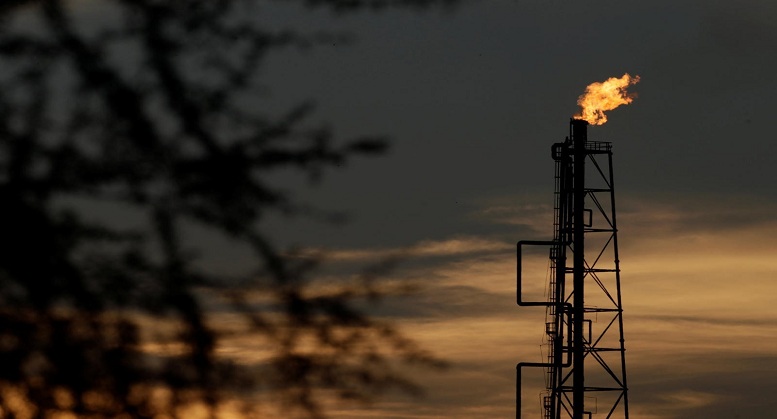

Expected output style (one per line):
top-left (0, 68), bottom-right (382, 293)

top-left (0, 1), bottom-right (456, 417)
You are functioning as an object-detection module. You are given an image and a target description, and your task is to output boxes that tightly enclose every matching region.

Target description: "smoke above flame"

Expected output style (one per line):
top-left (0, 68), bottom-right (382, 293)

top-left (574, 73), bottom-right (640, 125)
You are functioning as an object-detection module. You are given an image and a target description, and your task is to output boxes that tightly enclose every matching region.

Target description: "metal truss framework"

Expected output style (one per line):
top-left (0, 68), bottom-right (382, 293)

top-left (517, 120), bottom-right (629, 419)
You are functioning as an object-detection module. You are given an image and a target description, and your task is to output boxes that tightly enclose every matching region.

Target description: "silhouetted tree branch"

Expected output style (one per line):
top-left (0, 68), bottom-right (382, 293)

top-left (0, 0), bottom-right (456, 417)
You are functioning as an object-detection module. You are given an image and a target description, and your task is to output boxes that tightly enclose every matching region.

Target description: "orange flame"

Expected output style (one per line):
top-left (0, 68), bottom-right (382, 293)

top-left (574, 73), bottom-right (640, 125)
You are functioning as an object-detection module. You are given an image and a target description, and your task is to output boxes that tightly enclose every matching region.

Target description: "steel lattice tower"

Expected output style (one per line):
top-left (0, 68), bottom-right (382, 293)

top-left (516, 119), bottom-right (629, 419)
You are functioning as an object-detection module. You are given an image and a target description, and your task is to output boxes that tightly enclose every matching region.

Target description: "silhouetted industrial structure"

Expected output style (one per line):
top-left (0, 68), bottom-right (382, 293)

top-left (516, 119), bottom-right (629, 419)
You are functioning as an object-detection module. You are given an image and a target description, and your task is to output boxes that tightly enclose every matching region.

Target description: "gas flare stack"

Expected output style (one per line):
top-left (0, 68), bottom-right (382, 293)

top-left (516, 119), bottom-right (629, 419)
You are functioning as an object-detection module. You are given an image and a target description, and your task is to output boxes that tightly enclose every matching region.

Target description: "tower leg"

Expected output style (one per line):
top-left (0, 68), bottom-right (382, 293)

top-left (571, 119), bottom-right (588, 419)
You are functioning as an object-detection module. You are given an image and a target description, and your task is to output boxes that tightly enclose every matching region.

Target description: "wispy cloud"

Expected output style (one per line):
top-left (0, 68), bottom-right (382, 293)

top-left (259, 194), bottom-right (777, 418)
top-left (313, 236), bottom-right (511, 262)
top-left (374, 195), bottom-right (777, 417)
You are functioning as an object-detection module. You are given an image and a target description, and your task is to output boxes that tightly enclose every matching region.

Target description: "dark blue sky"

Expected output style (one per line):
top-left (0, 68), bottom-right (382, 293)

top-left (261, 0), bottom-right (777, 251)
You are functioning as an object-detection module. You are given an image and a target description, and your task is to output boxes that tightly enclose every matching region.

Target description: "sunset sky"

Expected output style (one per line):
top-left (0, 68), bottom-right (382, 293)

top-left (258, 0), bottom-right (777, 418)
top-left (60, 0), bottom-right (777, 417)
